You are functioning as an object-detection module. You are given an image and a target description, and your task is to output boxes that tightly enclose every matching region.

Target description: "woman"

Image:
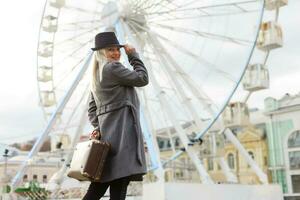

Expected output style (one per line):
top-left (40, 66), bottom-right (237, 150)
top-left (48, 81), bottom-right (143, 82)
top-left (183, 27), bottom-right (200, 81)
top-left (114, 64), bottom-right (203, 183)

top-left (83, 32), bottom-right (148, 200)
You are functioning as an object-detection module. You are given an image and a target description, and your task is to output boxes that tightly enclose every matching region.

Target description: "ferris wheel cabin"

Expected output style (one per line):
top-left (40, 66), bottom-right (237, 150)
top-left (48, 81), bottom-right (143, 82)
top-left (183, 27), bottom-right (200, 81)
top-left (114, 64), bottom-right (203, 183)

top-left (40, 90), bottom-right (56, 107)
top-left (38, 41), bottom-right (53, 57)
top-left (222, 102), bottom-right (250, 128)
top-left (242, 64), bottom-right (270, 92)
top-left (49, 0), bottom-right (65, 9)
top-left (265, 0), bottom-right (288, 10)
top-left (42, 15), bottom-right (58, 33)
top-left (257, 21), bottom-right (283, 51)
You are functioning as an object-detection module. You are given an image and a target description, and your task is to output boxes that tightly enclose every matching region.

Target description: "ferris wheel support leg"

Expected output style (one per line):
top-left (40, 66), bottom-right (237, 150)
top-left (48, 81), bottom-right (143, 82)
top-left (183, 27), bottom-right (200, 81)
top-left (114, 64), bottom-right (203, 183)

top-left (211, 132), bottom-right (238, 183)
top-left (11, 52), bottom-right (93, 189)
top-left (145, 32), bottom-right (252, 184)
top-left (140, 88), bottom-right (165, 181)
top-left (119, 20), bottom-right (213, 184)
top-left (140, 107), bottom-right (165, 181)
top-left (217, 157), bottom-right (238, 183)
top-left (147, 33), bottom-right (219, 182)
top-left (223, 128), bottom-right (268, 184)
top-left (147, 32), bottom-right (238, 183)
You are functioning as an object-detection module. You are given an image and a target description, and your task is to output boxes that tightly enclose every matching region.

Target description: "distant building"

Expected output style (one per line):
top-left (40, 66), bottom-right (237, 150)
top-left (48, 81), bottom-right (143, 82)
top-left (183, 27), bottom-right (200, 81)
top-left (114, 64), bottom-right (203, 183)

top-left (209, 126), bottom-right (269, 184)
top-left (264, 93), bottom-right (300, 199)
top-left (0, 133), bottom-right (89, 190)
top-left (0, 152), bottom-right (62, 187)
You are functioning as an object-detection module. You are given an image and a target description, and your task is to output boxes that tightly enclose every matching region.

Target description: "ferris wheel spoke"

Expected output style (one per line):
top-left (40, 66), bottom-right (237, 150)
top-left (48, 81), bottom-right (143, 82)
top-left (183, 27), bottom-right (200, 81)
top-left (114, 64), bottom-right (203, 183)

top-left (128, 20), bottom-right (236, 83)
top-left (51, 123), bottom-right (84, 133)
top-left (59, 19), bottom-right (102, 26)
top-left (146, 0), bottom-right (197, 17)
top-left (152, 32), bottom-right (236, 83)
top-left (146, 0), bottom-right (261, 22)
top-left (128, 21), bottom-right (218, 107)
top-left (54, 27), bottom-right (98, 47)
top-left (126, 22), bottom-right (199, 133)
top-left (59, 25), bottom-right (102, 32)
top-left (148, 8), bottom-right (259, 23)
top-left (53, 56), bottom-right (89, 90)
top-left (144, 35), bottom-right (216, 105)
top-left (150, 22), bottom-right (252, 46)
top-left (134, 0), bottom-right (164, 12)
top-left (64, 5), bottom-right (101, 15)
top-left (144, 55), bottom-right (159, 62)
top-left (129, 0), bottom-right (144, 8)
top-left (59, 84), bottom-right (89, 134)
top-left (54, 39), bottom-right (92, 66)
top-left (58, 20), bottom-right (103, 31)
top-left (146, 0), bottom-right (260, 16)
top-left (96, 0), bottom-right (106, 5)
top-left (146, 43), bottom-right (203, 124)
top-left (135, 0), bottom-right (177, 14)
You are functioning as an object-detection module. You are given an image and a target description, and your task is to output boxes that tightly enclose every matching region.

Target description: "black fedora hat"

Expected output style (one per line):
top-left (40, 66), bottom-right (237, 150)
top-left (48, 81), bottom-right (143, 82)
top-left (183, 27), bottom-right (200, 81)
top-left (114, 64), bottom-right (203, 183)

top-left (91, 32), bottom-right (124, 51)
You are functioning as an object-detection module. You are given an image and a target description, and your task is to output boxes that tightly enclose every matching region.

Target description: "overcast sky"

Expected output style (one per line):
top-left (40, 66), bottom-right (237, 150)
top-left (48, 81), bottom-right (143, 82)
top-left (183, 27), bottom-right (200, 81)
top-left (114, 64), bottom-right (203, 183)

top-left (0, 0), bottom-right (299, 145)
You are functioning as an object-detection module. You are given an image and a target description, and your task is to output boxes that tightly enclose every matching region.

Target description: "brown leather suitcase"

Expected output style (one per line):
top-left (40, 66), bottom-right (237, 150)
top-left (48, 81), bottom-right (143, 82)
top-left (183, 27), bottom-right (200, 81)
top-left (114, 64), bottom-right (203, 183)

top-left (67, 139), bottom-right (110, 182)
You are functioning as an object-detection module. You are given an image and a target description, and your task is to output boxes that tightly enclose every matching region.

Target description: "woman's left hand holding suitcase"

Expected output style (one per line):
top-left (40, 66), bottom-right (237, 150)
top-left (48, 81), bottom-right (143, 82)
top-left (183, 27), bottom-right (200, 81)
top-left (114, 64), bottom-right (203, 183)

top-left (90, 130), bottom-right (102, 140)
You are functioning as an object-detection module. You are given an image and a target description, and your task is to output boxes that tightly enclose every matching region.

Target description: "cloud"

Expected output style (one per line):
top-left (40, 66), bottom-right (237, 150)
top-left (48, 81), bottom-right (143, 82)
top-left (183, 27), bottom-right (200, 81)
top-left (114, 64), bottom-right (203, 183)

top-left (0, 91), bottom-right (44, 143)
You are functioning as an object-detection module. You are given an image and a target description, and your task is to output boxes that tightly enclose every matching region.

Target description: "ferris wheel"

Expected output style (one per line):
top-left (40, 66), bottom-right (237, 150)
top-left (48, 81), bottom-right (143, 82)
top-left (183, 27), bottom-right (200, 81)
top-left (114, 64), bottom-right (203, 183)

top-left (10, 0), bottom-right (287, 197)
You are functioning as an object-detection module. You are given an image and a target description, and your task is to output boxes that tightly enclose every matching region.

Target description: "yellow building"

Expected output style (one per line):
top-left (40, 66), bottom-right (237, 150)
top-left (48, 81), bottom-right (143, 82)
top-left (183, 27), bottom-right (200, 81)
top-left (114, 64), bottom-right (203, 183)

top-left (206, 126), bottom-right (270, 184)
top-left (152, 125), bottom-right (270, 184)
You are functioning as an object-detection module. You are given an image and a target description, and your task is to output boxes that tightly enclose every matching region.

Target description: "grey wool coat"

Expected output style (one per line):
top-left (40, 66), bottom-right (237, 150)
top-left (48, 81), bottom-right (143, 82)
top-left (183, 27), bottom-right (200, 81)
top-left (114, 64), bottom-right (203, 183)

top-left (88, 52), bottom-right (148, 183)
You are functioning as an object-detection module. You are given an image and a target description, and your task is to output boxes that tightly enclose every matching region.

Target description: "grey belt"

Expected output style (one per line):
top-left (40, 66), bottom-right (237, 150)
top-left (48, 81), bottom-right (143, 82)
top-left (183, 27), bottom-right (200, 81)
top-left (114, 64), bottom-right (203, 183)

top-left (97, 100), bottom-right (143, 165)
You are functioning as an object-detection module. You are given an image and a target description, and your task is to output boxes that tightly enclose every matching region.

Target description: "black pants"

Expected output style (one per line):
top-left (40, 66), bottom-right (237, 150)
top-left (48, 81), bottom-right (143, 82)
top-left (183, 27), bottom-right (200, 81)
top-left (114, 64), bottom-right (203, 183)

top-left (82, 177), bottom-right (130, 200)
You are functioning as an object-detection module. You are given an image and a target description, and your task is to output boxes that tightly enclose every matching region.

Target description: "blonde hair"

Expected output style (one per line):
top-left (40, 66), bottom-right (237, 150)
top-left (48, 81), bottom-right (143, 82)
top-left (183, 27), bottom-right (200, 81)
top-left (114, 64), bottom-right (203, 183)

top-left (91, 50), bottom-right (107, 97)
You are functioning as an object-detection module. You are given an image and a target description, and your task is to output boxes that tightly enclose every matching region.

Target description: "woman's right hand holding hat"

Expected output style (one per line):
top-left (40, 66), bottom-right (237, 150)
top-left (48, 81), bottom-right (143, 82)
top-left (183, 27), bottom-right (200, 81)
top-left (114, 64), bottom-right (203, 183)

top-left (124, 44), bottom-right (136, 55)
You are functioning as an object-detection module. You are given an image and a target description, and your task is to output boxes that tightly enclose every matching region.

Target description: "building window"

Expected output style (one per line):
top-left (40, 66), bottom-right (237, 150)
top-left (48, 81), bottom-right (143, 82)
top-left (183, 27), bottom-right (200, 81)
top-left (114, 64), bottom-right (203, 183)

top-left (167, 140), bottom-right (171, 148)
top-left (248, 151), bottom-right (255, 168)
top-left (284, 197), bottom-right (300, 200)
top-left (264, 156), bottom-right (268, 166)
top-left (288, 130), bottom-right (300, 148)
top-left (158, 140), bottom-right (164, 149)
top-left (289, 151), bottom-right (300, 170)
top-left (175, 138), bottom-right (180, 147)
top-left (175, 170), bottom-right (184, 179)
top-left (33, 174), bottom-right (38, 181)
top-left (23, 174), bottom-right (28, 182)
top-left (43, 175), bottom-right (47, 183)
top-left (208, 158), bottom-right (214, 171)
top-left (287, 130), bottom-right (300, 194)
top-left (227, 153), bottom-right (235, 169)
top-left (292, 175), bottom-right (300, 193)
top-left (248, 151), bottom-right (254, 159)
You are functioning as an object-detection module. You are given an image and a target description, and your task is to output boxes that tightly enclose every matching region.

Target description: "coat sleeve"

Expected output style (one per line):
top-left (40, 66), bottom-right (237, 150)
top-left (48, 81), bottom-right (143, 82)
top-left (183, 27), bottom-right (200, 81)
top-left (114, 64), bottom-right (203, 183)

top-left (88, 92), bottom-right (100, 131)
top-left (110, 52), bottom-right (149, 87)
